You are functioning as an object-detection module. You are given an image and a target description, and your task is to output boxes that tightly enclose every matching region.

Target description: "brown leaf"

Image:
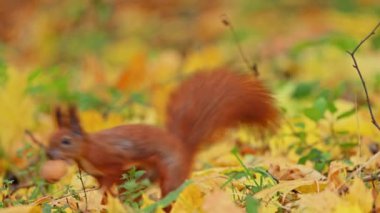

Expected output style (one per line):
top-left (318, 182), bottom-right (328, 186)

top-left (268, 164), bottom-right (305, 181)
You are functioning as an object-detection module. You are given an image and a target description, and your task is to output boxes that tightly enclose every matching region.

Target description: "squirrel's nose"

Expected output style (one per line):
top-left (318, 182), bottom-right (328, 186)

top-left (47, 149), bottom-right (59, 159)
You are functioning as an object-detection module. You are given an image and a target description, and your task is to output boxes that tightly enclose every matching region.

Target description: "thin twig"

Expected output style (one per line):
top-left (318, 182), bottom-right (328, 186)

top-left (65, 197), bottom-right (74, 212)
top-left (25, 129), bottom-right (46, 149)
top-left (77, 169), bottom-right (88, 211)
top-left (221, 14), bottom-right (259, 77)
top-left (52, 186), bottom-right (97, 202)
top-left (347, 21), bottom-right (380, 131)
top-left (335, 144), bottom-right (380, 194)
top-left (354, 94), bottom-right (364, 178)
top-left (362, 171), bottom-right (380, 182)
top-left (355, 94), bottom-right (362, 159)
top-left (335, 21), bottom-right (380, 191)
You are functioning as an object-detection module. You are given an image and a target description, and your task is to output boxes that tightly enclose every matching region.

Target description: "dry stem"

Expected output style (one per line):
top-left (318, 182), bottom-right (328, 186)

top-left (221, 14), bottom-right (259, 76)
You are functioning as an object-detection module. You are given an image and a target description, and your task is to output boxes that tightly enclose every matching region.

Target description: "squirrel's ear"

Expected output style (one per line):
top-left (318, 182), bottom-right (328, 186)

top-left (54, 106), bottom-right (64, 128)
top-left (68, 105), bottom-right (84, 135)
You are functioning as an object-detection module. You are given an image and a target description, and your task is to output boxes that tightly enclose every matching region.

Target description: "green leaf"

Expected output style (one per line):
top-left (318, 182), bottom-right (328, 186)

top-left (245, 195), bottom-right (260, 213)
top-left (0, 61), bottom-right (7, 86)
top-left (294, 131), bottom-right (306, 141)
top-left (292, 81), bottom-right (318, 99)
top-left (332, 82), bottom-right (346, 99)
top-left (294, 122), bottom-right (305, 129)
top-left (340, 142), bottom-right (358, 149)
top-left (251, 167), bottom-right (272, 179)
top-left (337, 108), bottom-right (356, 120)
top-left (372, 34), bottom-right (380, 50)
top-left (130, 92), bottom-right (147, 104)
top-left (298, 155), bottom-right (308, 165)
top-left (75, 92), bottom-right (104, 110)
top-left (135, 170), bottom-right (146, 179)
top-left (304, 97), bottom-right (327, 122)
top-left (142, 180), bottom-right (192, 213)
top-left (27, 69), bottom-right (43, 83)
top-left (327, 100), bottom-right (337, 113)
top-left (42, 203), bottom-right (52, 213)
top-left (314, 162), bottom-right (326, 172)
top-left (122, 181), bottom-right (138, 190)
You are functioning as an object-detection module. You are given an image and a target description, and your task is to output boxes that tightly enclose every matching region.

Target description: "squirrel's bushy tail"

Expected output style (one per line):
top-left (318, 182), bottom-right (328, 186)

top-left (166, 69), bottom-right (279, 152)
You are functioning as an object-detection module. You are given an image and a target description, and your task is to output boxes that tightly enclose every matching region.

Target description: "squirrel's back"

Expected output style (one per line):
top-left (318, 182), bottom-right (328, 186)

top-left (166, 69), bottom-right (279, 152)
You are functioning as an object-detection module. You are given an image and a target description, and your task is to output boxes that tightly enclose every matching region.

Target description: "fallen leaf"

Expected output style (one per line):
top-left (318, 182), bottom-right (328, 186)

top-left (327, 161), bottom-right (347, 190)
top-left (172, 184), bottom-right (204, 213)
top-left (342, 178), bottom-right (373, 213)
top-left (268, 164), bottom-right (305, 181)
top-left (0, 206), bottom-right (40, 213)
top-left (254, 179), bottom-right (327, 202)
top-left (296, 189), bottom-right (341, 212)
top-left (202, 190), bottom-right (244, 213)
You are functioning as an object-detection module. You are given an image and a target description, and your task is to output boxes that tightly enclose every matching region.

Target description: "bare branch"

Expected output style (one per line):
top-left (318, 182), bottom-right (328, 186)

top-left (351, 22), bottom-right (380, 55)
top-left (347, 21), bottom-right (380, 131)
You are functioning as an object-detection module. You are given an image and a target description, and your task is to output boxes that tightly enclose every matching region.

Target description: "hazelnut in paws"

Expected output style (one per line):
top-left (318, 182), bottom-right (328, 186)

top-left (40, 160), bottom-right (68, 183)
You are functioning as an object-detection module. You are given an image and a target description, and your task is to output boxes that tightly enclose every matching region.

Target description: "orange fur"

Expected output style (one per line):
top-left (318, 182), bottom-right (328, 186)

top-left (47, 69), bottom-right (279, 200)
top-left (167, 69), bottom-right (279, 153)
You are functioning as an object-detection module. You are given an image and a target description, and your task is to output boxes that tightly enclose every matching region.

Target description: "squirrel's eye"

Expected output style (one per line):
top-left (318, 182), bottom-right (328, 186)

top-left (61, 138), bottom-right (71, 146)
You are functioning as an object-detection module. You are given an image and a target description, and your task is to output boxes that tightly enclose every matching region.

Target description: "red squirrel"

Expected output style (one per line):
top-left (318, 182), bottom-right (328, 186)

top-left (46, 69), bottom-right (279, 199)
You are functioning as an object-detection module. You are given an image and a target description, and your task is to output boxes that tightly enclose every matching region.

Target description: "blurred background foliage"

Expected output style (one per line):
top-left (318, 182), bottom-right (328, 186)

top-left (0, 0), bottom-right (379, 110)
top-left (0, 0), bottom-right (379, 165)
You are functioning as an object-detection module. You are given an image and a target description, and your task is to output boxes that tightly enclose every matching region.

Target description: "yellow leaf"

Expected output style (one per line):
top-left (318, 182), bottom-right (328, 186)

top-left (192, 167), bottom-right (237, 192)
top-left (202, 190), bottom-right (243, 213)
top-left (148, 50), bottom-right (181, 83)
top-left (80, 110), bottom-right (124, 132)
top-left (258, 202), bottom-right (279, 213)
top-left (195, 139), bottom-right (239, 169)
top-left (172, 184), bottom-right (204, 213)
top-left (140, 193), bottom-right (164, 213)
top-left (28, 206), bottom-right (41, 213)
top-left (104, 39), bottom-right (147, 65)
top-left (0, 68), bottom-right (35, 166)
top-left (151, 82), bottom-right (175, 124)
top-left (297, 189), bottom-right (341, 212)
top-left (50, 189), bottom-right (104, 212)
top-left (254, 179), bottom-right (326, 202)
top-left (0, 205), bottom-right (40, 213)
top-left (183, 46), bottom-right (225, 74)
top-left (333, 203), bottom-right (363, 213)
top-left (106, 193), bottom-right (129, 213)
top-left (342, 178), bottom-right (373, 213)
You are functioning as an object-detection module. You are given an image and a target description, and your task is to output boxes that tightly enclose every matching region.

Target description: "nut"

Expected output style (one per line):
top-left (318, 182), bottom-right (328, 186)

top-left (40, 160), bottom-right (68, 183)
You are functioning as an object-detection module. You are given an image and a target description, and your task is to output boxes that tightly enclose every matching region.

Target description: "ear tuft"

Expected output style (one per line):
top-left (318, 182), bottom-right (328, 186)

top-left (68, 105), bottom-right (83, 135)
top-left (54, 106), bottom-right (64, 128)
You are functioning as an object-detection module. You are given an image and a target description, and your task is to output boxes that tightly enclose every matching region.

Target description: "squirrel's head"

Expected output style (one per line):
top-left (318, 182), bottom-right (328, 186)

top-left (47, 106), bottom-right (86, 161)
